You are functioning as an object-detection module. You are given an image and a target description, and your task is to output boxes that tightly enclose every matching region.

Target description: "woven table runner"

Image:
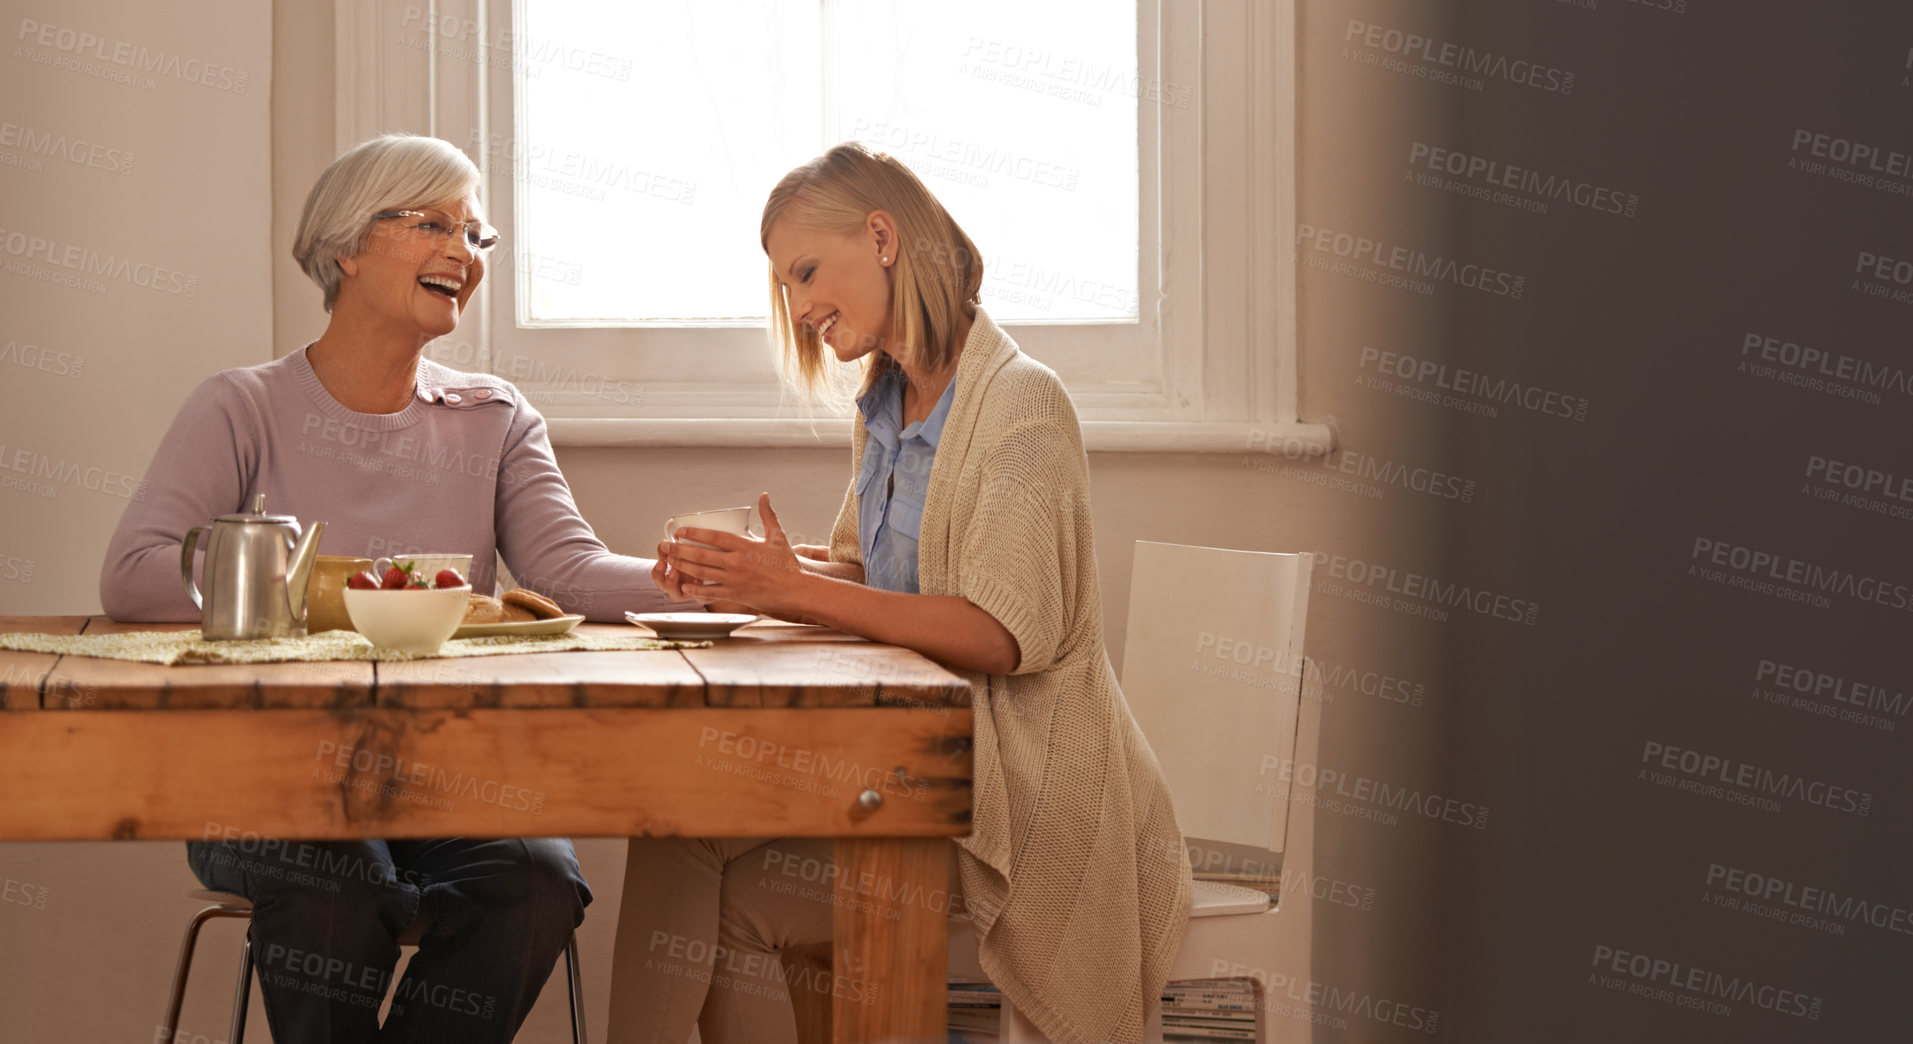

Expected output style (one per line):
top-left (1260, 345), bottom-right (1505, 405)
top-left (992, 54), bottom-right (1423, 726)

top-left (0, 629), bottom-right (708, 665)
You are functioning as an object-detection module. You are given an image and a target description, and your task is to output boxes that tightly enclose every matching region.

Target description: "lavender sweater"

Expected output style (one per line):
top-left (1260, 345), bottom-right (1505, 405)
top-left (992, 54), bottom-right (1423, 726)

top-left (101, 347), bottom-right (687, 622)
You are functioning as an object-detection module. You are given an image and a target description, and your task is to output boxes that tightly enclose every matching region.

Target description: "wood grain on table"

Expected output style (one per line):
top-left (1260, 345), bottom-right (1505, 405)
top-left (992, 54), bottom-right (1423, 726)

top-left (0, 704), bottom-right (972, 841)
top-left (0, 614), bottom-right (973, 1044)
top-left (373, 638), bottom-right (708, 710)
top-left (47, 618), bottom-right (377, 711)
top-left (0, 614), bottom-right (87, 711)
top-left (4, 619), bottom-right (967, 712)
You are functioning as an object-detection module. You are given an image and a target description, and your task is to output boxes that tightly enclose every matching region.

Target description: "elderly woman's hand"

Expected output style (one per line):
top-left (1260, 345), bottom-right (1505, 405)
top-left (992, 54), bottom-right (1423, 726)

top-left (663, 493), bottom-right (810, 616)
top-left (651, 543), bottom-right (692, 602)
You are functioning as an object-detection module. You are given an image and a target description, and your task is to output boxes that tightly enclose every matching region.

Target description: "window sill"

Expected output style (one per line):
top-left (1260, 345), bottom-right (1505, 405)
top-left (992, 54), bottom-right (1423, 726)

top-left (546, 418), bottom-right (1335, 456)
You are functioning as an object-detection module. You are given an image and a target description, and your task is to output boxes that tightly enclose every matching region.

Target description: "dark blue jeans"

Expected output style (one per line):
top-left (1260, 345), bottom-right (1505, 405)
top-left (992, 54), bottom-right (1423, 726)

top-left (186, 838), bottom-right (590, 1044)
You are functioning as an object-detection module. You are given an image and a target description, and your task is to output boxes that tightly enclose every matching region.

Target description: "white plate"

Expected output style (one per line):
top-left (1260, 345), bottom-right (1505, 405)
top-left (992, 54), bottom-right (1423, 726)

top-left (452, 614), bottom-right (586, 639)
top-left (625, 611), bottom-right (758, 640)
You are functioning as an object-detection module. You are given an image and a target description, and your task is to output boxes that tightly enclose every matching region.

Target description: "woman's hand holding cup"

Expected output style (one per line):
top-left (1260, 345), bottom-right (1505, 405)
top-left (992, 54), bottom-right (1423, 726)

top-left (658, 493), bottom-right (806, 615)
top-left (651, 550), bottom-right (754, 613)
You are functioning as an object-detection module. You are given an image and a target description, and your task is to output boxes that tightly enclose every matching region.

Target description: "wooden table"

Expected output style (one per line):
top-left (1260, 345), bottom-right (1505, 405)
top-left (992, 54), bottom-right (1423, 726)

top-left (0, 615), bottom-right (973, 1043)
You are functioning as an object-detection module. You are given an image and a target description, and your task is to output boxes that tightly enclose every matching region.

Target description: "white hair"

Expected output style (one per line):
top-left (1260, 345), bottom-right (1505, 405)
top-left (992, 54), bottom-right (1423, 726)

top-left (292, 134), bottom-right (480, 311)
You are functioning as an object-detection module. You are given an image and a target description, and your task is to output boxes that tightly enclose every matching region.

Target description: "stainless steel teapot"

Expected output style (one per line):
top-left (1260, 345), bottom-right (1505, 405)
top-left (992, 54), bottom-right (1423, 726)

top-left (180, 494), bottom-right (327, 640)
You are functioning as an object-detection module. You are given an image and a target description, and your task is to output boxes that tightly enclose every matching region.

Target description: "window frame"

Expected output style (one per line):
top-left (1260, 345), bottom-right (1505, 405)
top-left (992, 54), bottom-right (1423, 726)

top-left (334, 0), bottom-right (1327, 454)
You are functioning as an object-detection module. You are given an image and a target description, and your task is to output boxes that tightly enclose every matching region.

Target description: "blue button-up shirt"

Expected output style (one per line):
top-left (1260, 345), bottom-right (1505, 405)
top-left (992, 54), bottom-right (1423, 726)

top-left (856, 368), bottom-right (957, 594)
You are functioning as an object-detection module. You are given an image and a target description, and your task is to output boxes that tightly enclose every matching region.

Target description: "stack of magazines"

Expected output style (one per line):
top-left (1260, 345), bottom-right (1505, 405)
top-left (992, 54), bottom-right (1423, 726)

top-left (946, 977), bottom-right (1259, 1041)
top-left (947, 978), bottom-right (1003, 1040)
top-left (1161, 979), bottom-right (1258, 1042)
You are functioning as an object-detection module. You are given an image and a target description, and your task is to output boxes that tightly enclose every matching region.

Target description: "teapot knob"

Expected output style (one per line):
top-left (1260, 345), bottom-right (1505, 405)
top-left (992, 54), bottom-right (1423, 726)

top-left (253, 493), bottom-right (268, 515)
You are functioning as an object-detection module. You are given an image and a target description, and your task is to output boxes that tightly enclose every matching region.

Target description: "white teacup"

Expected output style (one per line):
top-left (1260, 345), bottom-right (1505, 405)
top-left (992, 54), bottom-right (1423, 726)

top-left (372, 553), bottom-right (475, 586)
top-left (665, 507), bottom-right (754, 584)
top-left (665, 507), bottom-right (754, 547)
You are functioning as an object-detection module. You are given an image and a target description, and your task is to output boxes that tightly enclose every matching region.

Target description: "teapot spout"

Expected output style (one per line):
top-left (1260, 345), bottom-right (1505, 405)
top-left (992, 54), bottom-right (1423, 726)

top-left (286, 520), bottom-right (327, 622)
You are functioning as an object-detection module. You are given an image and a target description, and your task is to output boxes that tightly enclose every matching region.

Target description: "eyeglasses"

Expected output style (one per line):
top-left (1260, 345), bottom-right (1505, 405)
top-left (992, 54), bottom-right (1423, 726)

top-left (372, 208), bottom-right (500, 252)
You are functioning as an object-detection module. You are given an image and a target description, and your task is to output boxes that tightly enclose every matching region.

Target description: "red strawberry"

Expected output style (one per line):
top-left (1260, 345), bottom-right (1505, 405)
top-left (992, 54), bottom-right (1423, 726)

top-left (434, 568), bottom-right (466, 589)
top-left (346, 570), bottom-right (381, 590)
top-left (380, 566), bottom-right (409, 590)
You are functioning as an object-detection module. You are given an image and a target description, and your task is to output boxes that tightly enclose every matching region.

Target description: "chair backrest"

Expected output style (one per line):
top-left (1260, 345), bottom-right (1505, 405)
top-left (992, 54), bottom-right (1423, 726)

top-left (1121, 541), bottom-right (1312, 862)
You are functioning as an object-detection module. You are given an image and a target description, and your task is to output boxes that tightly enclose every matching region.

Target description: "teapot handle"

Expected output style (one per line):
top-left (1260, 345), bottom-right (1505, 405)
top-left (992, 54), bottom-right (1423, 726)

top-left (180, 526), bottom-right (206, 611)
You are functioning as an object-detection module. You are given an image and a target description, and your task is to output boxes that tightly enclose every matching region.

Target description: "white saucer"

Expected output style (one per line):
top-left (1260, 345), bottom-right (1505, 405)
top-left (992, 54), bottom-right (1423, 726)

top-left (626, 611), bottom-right (758, 640)
top-left (452, 614), bottom-right (585, 639)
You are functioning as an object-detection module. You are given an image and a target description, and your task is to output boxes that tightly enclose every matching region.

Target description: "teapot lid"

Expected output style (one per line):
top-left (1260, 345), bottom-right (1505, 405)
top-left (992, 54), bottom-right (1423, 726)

top-left (215, 493), bottom-right (297, 524)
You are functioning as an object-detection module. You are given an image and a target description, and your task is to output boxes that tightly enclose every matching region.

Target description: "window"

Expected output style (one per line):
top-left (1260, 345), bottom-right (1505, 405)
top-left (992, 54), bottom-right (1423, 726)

top-left (517, 1), bottom-right (1137, 327)
top-left (336, 0), bottom-right (1325, 453)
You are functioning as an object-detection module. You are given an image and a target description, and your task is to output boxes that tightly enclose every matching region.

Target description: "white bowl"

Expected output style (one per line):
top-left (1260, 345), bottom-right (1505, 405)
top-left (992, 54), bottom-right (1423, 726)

top-left (342, 586), bottom-right (472, 654)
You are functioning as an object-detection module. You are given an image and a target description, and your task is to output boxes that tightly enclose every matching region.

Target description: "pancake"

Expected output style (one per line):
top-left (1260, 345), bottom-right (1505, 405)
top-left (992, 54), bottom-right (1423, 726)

top-left (502, 588), bottom-right (565, 620)
top-left (463, 594), bottom-right (507, 624)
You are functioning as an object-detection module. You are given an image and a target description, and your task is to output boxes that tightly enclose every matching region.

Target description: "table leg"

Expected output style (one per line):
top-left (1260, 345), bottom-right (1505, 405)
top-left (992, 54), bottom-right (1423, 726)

top-left (831, 837), bottom-right (948, 1043)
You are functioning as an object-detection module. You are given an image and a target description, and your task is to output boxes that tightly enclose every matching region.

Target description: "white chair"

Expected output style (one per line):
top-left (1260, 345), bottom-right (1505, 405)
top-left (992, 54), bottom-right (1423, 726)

top-left (159, 889), bottom-right (587, 1043)
top-left (950, 541), bottom-right (1315, 1044)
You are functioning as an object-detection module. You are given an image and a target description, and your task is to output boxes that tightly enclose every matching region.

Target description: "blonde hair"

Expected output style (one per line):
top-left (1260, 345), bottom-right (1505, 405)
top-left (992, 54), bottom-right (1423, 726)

top-left (760, 142), bottom-right (982, 401)
top-left (293, 134), bottom-right (480, 312)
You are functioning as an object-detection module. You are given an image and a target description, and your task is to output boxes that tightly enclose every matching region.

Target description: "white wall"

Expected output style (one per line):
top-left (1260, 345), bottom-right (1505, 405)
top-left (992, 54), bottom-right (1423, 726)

top-left (0, 2), bottom-right (282, 1041)
top-left (0, 2), bottom-right (274, 1039)
top-left (0, 0), bottom-right (271, 614)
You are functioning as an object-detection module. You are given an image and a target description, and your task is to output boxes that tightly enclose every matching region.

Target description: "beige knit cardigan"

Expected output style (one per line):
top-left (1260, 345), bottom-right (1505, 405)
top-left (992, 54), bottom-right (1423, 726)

top-left (828, 310), bottom-right (1192, 1044)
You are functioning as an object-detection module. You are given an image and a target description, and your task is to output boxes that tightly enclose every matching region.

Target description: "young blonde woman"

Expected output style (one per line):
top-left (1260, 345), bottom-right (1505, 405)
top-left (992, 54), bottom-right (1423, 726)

top-left (609, 142), bottom-right (1191, 1044)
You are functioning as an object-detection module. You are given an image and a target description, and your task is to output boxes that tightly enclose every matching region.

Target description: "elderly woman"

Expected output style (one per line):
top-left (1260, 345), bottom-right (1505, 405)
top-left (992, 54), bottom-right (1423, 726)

top-left (609, 143), bottom-right (1190, 1044)
top-left (100, 133), bottom-right (689, 1043)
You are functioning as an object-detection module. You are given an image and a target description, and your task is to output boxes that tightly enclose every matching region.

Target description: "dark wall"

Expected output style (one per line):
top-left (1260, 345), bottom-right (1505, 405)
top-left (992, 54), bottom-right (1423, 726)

top-left (1300, 1), bottom-right (1912, 1039)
